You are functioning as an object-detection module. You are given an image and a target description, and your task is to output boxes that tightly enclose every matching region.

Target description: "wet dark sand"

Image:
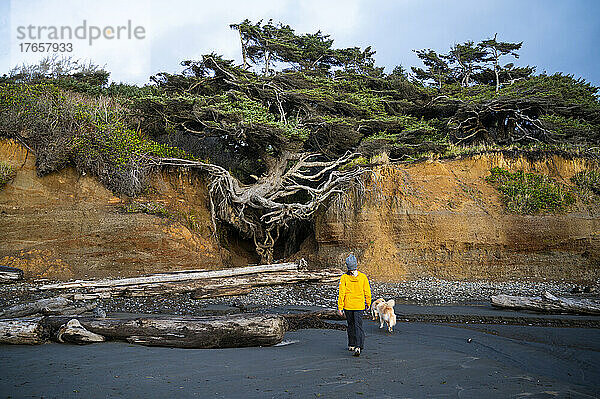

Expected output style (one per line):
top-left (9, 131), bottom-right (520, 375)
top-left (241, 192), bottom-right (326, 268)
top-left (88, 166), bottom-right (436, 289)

top-left (1, 319), bottom-right (599, 399)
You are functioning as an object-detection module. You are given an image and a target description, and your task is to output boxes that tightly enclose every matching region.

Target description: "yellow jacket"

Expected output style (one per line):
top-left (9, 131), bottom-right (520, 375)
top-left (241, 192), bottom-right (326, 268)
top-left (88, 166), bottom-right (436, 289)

top-left (338, 271), bottom-right (372, 311)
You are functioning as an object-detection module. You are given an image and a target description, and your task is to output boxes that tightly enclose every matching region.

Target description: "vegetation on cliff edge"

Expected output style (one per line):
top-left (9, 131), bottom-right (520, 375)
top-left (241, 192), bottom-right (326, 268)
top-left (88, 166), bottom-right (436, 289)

top-left (1, 20), bottom-right (599, 261)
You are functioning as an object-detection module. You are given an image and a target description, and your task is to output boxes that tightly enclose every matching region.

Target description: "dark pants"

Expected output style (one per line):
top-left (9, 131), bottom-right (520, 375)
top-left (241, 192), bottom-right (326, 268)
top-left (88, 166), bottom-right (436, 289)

top-left (345, 309), bottom-right (365, 349)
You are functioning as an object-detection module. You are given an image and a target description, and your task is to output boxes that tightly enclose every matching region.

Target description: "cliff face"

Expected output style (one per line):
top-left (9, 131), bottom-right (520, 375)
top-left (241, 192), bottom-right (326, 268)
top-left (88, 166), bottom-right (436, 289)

top-left (0, 139), bottom-right (226, 280)
top-left (2, 138), bottom-right (599, 282)
top-left (313, 154), bottom-right (600, 282)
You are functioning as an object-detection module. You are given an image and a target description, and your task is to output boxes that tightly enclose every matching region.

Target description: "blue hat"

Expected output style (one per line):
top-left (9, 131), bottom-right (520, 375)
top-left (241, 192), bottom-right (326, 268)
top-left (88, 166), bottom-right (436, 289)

top-left (345, 254), bottom-right (358, 271)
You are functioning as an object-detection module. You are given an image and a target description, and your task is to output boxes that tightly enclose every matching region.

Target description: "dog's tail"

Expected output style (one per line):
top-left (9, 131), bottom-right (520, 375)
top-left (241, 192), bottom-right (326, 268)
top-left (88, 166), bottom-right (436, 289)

top-left (386, 299), bottom-right (395, 307)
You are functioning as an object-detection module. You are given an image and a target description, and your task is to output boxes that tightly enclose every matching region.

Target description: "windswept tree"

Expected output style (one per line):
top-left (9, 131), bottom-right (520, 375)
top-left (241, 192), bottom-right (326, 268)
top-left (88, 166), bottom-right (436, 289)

top-left (446, 41), bottom-right (486, 87)
top-left (411, 49), bottom-right (452, 89)
top-left (133, 54), bottom-right (370, 263)
top-left (479, 34), bottom-right (523, 92)
top-left (471, 63), bottom-right (535, 86)
top-left (230, 19), bottom-right (381, 77)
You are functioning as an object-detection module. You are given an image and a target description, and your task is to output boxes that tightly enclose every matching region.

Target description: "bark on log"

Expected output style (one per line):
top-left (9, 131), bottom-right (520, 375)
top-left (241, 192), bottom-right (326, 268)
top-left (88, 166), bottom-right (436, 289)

top-left (491, 292), bottom-right (600, 315)
top-left (57, 319), bottom-right (105, 344)
top-left (0, 297), bottom-right (97, 318)
top-left (0, 317), bottom-right (44, 344)
top-left (190, 269), bottom-right (341, 299)
top-left (43, 314), bottom-right (285, 348)
top-left (0, 266), bottom-right (24, 283)
top-left (39, 261), bottom-right (301, 291)
top-left (42, 265), bottom-right (341, 300)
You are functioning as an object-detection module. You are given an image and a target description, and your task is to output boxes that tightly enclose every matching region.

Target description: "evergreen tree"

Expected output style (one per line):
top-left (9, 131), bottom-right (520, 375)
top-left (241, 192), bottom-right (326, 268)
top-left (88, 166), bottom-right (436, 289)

top-left (479, 34), bottom-right (523, 92)
top-left (411, 49), bottom-right (452, 89)
top-left (446, 41), bottom-right (486, 87)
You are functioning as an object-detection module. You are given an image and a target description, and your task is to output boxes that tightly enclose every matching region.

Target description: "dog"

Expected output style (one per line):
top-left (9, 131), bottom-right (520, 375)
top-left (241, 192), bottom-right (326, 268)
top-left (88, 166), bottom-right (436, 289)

top-left (377, 299), bottom-right (396, 332)
top-left (370, 298), bottom-right (385, 321)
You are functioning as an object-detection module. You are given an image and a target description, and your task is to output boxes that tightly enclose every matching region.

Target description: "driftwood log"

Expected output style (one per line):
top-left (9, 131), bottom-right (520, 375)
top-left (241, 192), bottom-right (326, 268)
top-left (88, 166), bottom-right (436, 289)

top-left (56, 319), bottom-right (105, 344)
top-left (491, 292), bottom-right (600, 315)
top-left (0, 317), bottom-right (45, 344)
top-left (36, 260), bottom-right (341, 300)
top-left (0, 266), bottom-right (24, 283)
top-left (191, 269), bottom-right (341, 299)
top-left (39, 262), bottom-right (301, 291)
top-left (42, 314), bottom-right (285, 348)
top-left (0, 297), bottom-right (97, 318)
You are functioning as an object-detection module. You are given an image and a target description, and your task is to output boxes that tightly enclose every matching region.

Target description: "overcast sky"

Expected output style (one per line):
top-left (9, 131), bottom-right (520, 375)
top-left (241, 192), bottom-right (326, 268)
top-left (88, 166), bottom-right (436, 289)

top-left (1, 0), bottom-right (599, 85)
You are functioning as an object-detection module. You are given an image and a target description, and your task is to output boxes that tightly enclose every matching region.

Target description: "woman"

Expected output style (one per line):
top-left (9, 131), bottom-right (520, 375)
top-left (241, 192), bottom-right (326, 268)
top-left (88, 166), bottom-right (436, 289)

top-left (337, 254), bottom-right (371, 357)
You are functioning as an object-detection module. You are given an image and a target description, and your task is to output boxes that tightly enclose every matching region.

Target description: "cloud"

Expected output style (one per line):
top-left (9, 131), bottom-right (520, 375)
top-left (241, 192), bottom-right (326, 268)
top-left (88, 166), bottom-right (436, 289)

top-left (2, 0), bottom-right (599, 85)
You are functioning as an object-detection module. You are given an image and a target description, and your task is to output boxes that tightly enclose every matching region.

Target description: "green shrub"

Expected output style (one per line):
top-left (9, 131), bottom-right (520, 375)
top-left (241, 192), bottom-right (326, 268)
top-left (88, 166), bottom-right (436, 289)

top-left (571, 169), bottom-right (600, 202)
top-left (486, 167), bottom-right (575, 213)
top-left (120, 201), bottom-right (170, 218)
top-left (0, 161), bottom-right (15, 186)
top-left (0, 83), bottom-right (191, 196)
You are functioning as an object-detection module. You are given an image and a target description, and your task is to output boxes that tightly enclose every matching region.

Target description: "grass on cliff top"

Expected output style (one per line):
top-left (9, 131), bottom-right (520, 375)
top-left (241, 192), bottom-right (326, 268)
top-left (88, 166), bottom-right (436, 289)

top-left (486, 167), bottom-right (575, 214)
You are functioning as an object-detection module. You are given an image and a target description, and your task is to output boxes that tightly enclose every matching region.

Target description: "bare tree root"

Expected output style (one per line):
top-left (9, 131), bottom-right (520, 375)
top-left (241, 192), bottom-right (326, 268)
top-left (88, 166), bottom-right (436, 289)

top-left (148, 151), bottom-right (366, 263)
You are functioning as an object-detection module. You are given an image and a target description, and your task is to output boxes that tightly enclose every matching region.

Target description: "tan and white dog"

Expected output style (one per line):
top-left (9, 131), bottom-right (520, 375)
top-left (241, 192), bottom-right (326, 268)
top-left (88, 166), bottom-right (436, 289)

top-left (376, 299), bottom-right (396, 332)
top-left (370, 298), bottom-right (386, 321)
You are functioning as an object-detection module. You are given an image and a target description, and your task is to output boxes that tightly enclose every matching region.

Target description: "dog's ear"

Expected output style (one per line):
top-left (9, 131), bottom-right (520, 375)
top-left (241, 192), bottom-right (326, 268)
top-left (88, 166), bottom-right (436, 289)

top-left (387, 299), bottom-right (395, 307)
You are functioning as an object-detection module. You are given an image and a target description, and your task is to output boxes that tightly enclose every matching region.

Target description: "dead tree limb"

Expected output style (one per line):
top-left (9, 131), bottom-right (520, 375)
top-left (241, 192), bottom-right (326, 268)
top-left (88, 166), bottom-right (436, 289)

top-left (39, 261), bottom-right (300, 291)
top-left (0, 266), bottom-right (24, 283)
top-left (43, 314), bottom-right (285, 348)
top-left (0, 317), bottom-right (45, 344)
top-left (491, 292), bottom-right (600, 315)
top-left (0, 297), bottom-right (97, 318)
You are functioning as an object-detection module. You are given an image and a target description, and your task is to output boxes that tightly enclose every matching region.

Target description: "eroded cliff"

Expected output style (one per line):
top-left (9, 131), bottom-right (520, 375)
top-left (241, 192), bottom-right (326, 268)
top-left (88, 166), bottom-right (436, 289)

top-left (0, 139), bottom-right (226, 280)
top-left (1, 139), bottom-right (599, 282)
top-left (313, 154), bottom-right (600, 282)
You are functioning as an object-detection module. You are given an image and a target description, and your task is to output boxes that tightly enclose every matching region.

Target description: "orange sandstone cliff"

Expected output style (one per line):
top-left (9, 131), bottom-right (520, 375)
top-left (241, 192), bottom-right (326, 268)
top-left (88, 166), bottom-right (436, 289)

top-left (1, 139), bottom-right (599, 282)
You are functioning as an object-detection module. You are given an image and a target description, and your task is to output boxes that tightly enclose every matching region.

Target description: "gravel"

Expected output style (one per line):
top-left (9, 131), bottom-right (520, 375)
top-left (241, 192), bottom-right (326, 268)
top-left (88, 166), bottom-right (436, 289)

top-left (1, 277), bottom-right (597, 316)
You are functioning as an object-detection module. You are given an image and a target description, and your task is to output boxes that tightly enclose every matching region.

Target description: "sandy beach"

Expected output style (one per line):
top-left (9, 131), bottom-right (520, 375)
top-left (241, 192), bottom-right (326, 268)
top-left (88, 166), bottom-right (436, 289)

top-left (1, 313), bottom-right (599, 399)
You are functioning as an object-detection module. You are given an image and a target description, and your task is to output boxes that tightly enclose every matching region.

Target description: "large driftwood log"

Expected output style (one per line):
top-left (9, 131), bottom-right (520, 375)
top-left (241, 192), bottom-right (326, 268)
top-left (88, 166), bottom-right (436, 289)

top-left (37, 260), bottom-right (341, 300)
top-left (491, 292), bottom-right (600, 315)
top-left (0, 266), bottom-right (24, 283)
top-left (190, 269), bottom-right (341, 299)
top-left (43, 314), bottom-right (285, 348)
top-left (39, 261), bottom-right (301, 291)
top-left (0, 317), bottom-right (44, 344)
top-left (0, 297), bottom-right (97, 318)
top-left (56, 319), bottom-right (105, 344)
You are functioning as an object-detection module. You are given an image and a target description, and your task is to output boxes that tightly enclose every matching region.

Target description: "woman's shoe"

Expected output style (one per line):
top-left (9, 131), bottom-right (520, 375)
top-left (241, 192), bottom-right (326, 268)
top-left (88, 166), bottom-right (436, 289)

top-left (353, 348), bottom-right (361, 357)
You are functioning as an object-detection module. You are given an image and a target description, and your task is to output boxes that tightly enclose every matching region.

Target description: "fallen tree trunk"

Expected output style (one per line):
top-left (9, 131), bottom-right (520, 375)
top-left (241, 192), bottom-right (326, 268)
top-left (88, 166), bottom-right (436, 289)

top-left (42, 264), bottom-right (341, 300)
top-left (491, 292), bottom-right (600, 315)
top-left (190, 269), bottom-right (341, 299)
top-left (0, 266), bottom-right (24, 283)
top-left (39, 261), bottom-right (301, 291)
top-left (42, 314), bottom-right (285, 348)
top-left (0, 297), bottom-right (97, 318)
top-left (0, 317), bottom-right (45, 344)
